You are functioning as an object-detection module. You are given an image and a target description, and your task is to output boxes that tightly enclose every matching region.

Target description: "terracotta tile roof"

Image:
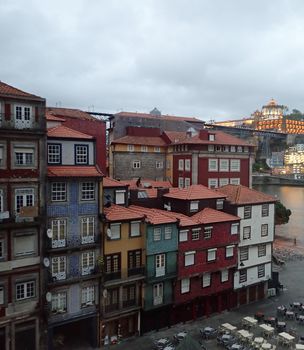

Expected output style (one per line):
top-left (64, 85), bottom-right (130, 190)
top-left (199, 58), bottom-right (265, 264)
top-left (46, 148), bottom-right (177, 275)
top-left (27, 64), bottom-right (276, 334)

top-left (128, 205), bottom-right (177, 225)
top-left (0, 81), bottom-right (45, 101)
top-left (47, 125), bottom-right (93, 139)
top-left (115, 111), bottom-right (203, 123)
top-left (192, 207), bottom-right (240, 224)
top-left (120, 179), bottom-right (172, 189)
top-left (46, 112), bottom-right (66, 122)
top-left (218, 185), bottom-right (277, 205)
top-left (104, 204), bottom-right (144, 221)
top-left (172, 130), bottom-right (253, 147)
top-left (111, 135), bottom-right (168, 147)
top-left (48, 165), bottom-right (103, 177)
top-left (103, 177), bottom-right (128, 188)
top-left (155, 209), bottom-right (198, 227)
top-left (164, 185), bottom-right (226, 200)
top-left (164, 131), bottom-right (190, 143)
top-left (46, 107), bottom-right (96, 121)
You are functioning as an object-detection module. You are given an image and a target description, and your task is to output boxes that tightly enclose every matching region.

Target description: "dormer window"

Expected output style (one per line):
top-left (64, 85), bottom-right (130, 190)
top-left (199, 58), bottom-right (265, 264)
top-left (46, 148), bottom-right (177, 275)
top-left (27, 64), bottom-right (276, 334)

top-left (216, 199), bottom-right (224, 210)
top-left (209, 134), bottom-right (215, 141)
top-left (15, 105), bottom-right (32, 128)
top-left (75, 145), bottom-right (88, 165)
top-left (190, 201), bottom-right (199, 212)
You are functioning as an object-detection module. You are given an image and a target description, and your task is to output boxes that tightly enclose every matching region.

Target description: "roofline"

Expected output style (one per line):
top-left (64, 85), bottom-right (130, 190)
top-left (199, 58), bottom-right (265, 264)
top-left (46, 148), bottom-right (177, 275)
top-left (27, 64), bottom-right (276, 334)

top-left (0, 92), bottom-right (45, 102)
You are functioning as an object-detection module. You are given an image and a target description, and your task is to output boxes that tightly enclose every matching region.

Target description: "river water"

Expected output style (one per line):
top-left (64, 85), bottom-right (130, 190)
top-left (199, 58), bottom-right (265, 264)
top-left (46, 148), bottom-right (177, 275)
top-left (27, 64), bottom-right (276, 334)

top-left (253, 185), bottom-right (304, 243)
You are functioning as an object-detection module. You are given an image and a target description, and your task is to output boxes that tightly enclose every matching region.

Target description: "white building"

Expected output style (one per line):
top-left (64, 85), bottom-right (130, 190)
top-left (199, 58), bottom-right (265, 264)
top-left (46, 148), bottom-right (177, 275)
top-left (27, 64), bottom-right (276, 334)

top-left (219, 185), bottom-right (276, 305)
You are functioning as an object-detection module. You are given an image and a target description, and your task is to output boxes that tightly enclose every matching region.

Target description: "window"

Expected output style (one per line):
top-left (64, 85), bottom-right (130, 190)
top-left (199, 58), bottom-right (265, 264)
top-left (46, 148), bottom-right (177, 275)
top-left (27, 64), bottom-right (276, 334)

top-left (115, 190), bottom-right (125, 204)
top-left (128, 144), bottom-right (134, 152)
top-left (204, 226), bottom-right (212, 239)
top-left (221, 270), bottom-right (229, 282)
top-left (128, 250), bottom-right (142, 274)
top-left (0, 146), bottom-right (4, 166)
top-left (51, 183), bottom-right (66, 202)
top-left (243, 226), bottom-right (251, 240)
top-left (82, 251), bottom-right (95, 275)
top-left (105, 253), bottom-right (121, 273)
top-left (219, 178), bottom-right (229, 186)
top-left (155, 254), bottom-right (165, 277)
top-left (262, 204), bottom-right (269, 217)
top-left (208, 145), bottom-right (214, 152)
top-left (105, 288), bottom-right (119, 312)
top-left (82, 286), bottom-right (95, 306)
top-left (185, 159), bottom-right (191, 171)
top-left (153, 227), bottom-right (161, 241)
top-left (208, 159), bottom-right (218, 171)
top-left (244, 206), bottom-right (252, 219)
top-left (240, 247), bottom-right (249, 261)
top-left (184, 178), bottom-right (191, 188)
top-left (178, 177), bottom-right (184, 189)
top-left (226, 245), bottom-right (234, 258)
top-left (109, 223), bottom-right (121, 240)
top-left (51, 292), bottom-right (67, 313)
top-left (133, 160), bottom-right (141, 168)
top-left (52, 256), bottom-right (66, 280)
top-left (185, 251), bottom-right (195, 266)
top-left (202, 273), bottom-right (211, 287)
top-left (237, 146), bottom-right (242, 152)
top-left (15, 105), bottom-right (32, 124)
top-left (156, 161), bottom-right (163, 169)
top-left (244, 146), bottom-right (249, 153)
top-left (209, 134), bottom-right (215, 141)
top-left (75, 145), bottom-right (88, 164)
top-left (0, 189), bottom-right (3, 213)
top-left (208, 178), bottom-right (218, 188)
top-left (154, 146), bottom-right (160, 152)
top-left (16, 281), bottom-right (35, 300)
top-left (261, 224), bottom-right (268, 237)
top-left (216, 145), bottom-right (222, 152)
top-left (15, 188), bottom-right (34, 213)
top-left (81, 182), bottom-right (95, 201)
top-left (141, 145), bottom-right (148, 152)
top-left (130, 221), bottom-right (140, 237)
top-left (164, 226), bottom-right (172, 240)
top-left (178, 159), bottom-right (184, 170)
top-left (216, 199), bottom-right (224, 210)
top-left (179, 230), bottom-right (188, 242)
top-left (51, 219), bottom-right (66, 248)
top-left (207, 248), bottom-right (217, 262)
top-left (48, 144), bottom-right (61, 164)
top-left (231, 223), bottom-right (239, 235)
top-left (230, 146), bottom-right (236, 152)
top-left (153, 283), bottom-right (163, 305)
top-left (81, 217), bottom-right (95, 244)
top-left (137, 190), bottom-right (148, 199)
top-left (166, 160), bottom-right (171, 169)
top-left (14, 148), bottom-right (34, 166)
top-left (219, 159), bottom-right (229, 171)
top-left (192, 228), bottom-right (200, 240)
top-left (230, 178), bottom-right (240, 185)
top-left (230, 159), bottom-right (240, 172)
top-left (181, 278), bottom-right (190, 294)
top-left (258, 264), bottom-right (265, 278)
top-left (14, 233), bottom-right (35, 257)
top-left (0, 286), bottom-right (4, 304)
top-left (239, 269), bottom-right (247, 283)
top-left (223, 145), bottom-right (230, 152)
top-left (190, 201), bottom-right (199, 212)
top-left (258, 244), bottom-right (267, 257)
top-left (0, 239), bottom-right (4, 259)
top-left (122, 284), bottom-right (136, 307)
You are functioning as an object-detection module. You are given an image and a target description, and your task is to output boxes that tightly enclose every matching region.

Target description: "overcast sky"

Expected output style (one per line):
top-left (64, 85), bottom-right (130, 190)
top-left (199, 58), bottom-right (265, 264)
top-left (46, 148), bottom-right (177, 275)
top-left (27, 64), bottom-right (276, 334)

top-left (1, 0), bottom-right (304, 121)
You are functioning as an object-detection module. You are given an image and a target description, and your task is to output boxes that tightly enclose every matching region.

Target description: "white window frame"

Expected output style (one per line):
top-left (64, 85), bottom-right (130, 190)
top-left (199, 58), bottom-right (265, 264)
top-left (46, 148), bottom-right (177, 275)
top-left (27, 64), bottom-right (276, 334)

top-left (51, 292), bottom-right (67, 313)
top-left (191, 228), bottom-right (201, 240)
top-left (51, 219), bottom-right (67, 248)
top-left (244, 206), bottom-right (252, 219)
top-left (262, 204), bottom-right (269, 217)
top-left (221, 269), bottom-right (229, 282)
top-left (164, 226), bottom-right (172, 240)
top-left (261, 224), bottom-right (268, 237)
top-left (216, 199), bottom-right (224, 210)
top-left (184, 251), bottom-right (195, 266)
top-left (14, 147), bottom-right (34, 166)
top-left (258, 244), bottom-right (267, 257)
top-left (0, 189), bottom-right (3, 213)
top-left (127, 144), bottom-right (134, 152)
top-left (115, 190), bottom-right (126, 205)
top-left (208, 159), bottom-right (218, 171)
top-left (48, 144), bottom-right (61, 164)
top-left (15, 105), bottom-right (32, 128)
top-left (207, 248), bottom-right (217, 262)
top-left (0, 146), bottom-right (4, 167)
top-left (185, 159), bottom-right (191, 171)
top-left (208, 145), bottom-right (214, 152)
top-left (239, 269), bottom-right (247, 283)
top-left (109, 223), bottom-right (121, 240)
top-left (230, 146), bottom-right (236, 152)
top-left (231, 223), bottom-right (239, 235)
top-left (230, 178), bottom-right (240, 185)
top-left (81, 286), bottom-right (95, 306)
top-left (155, 254), bottom-right (165, 277)
top-left (184, 178), bottom-right (191, 188)
top-left (14, 233), bottom-right (35, 257)
top-left (75, 145), bottom-right (88, 164)
top-left (81, 182), bottom-right (95, 201)
top-left (15, 188), bottom-right (34, 213)
top-left (202, 273), bottom-right (211, 287)
top-left (226, 245), bottom-right (234, 258)
top-left (153, 227), bottom-right (161, 241)
top-left (243, 226), bottom-right (251, 240)
top-left (181, 278), bottom-right (190, 294)
top-left (230, 159), bottom-right (240, 172)
top-left (154, 147), bottom-right (160, 153)
top-left (219, 159), bottom-right (229, 172)
top-left (258, 264), bottom-right (265, 278)
top-left (0, 286), bottom-right (4, 304)
top-left (237, 146), bottom-right (242, 153)
top-left (130, 221), bottom-right (141, 237)
top-left (179, 230), bottom-right (188, 242)
top-left (240, 247), bottom-right (249, 261)
top-left (208, 178), bottom-right (218, 189)
top-left (153, 283), bottom-right (163, 305)
top-left (141, 145), bottom-right (148, 152)
top-left (223, 145), bottom-right (230, 152)
top-left (190, 201), bottom-right (199, 212)
top-left (178, 177), bottom-right (184, 189)
top-left (133, 160), bottom-right (141, 169)
top-left (81, 217), bottom-right (95, 244)
top-left (51, 182), bottom-right (66, 202)
top-left (155, 161), bottom-right (163, 169)
top-left (209, 134), bottom-right (215, 141)
top-left (16, 280), bottom-right (35, 301)
top-left (0, 239), bottom-right (4, 259)
top-left (204, 226), bottom-right (212, 239)
top-left (178, 159), bottom-right (184, 171)
top-left (52, 256), bottom-right (66, 280)
top-left (82, 251), bottom-right (95, 275)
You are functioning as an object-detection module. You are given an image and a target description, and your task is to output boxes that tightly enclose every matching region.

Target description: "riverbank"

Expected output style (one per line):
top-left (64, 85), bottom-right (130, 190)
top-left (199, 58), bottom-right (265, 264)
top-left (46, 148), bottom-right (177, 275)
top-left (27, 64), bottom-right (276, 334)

top-left (253, 174), bottom-right (304, 186)
top-left (274, 234), bottom-right (304, 262)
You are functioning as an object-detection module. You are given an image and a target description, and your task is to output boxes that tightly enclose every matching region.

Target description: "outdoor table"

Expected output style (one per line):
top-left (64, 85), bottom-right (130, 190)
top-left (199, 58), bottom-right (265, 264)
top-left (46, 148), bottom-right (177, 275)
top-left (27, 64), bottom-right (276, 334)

top-left (286, 311), bottom-right (295, 320)
top-left (231, 344), bottom-right (242, 350)
top-left (237, 329), bottom-right (253, 340)
top-left (243, 316), bottom-right (258, 327)
top-left (296, 344), bottom-right (304, 350)
top-left (176, 332), bottom-right (187, 340)
top-left (299, 315), bottom-right (304, 324)
top-left (254, 337), bottom-right (265, 345)
top-left (156, 338), bottom-right (170, 348)
top-left (277, 306), bottom-right (286, 315)
top-left (278, 332), bottom-right (295, 345)
top-left (293, 302), bottom-right (302, 309)
top-left (259, 323), bottom-right (274, 337)
top-left (221, 323), bottom-right (237, 332)
top-left (163, 347), bottom-right (175, 350)
top-left (277, 321), bottom-right (286, 332)
top-left (261, 343), bottom-right (272, 350)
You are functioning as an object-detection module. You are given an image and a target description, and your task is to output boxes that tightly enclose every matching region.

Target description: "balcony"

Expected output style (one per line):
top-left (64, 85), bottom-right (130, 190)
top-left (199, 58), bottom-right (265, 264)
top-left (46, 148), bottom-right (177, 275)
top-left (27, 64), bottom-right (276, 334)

top-left (46, 235), bottom-right (99, 252)
top-left (128, 266), bottom-right (145, 277)
top-left (105, 303), bottom-right (119, 313)
top-left (104, 271), bottom-right (121, 282)
top-left (122, 298), bottom-right (136, 308)
top-left (47, 266), bottom-right (101, 286)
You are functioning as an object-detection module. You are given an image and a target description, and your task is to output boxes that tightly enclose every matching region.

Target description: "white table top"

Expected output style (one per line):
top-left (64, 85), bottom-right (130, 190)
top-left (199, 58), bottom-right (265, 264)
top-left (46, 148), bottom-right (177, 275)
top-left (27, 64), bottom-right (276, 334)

top-left (254, 337), bottom-right (265, 344)
top-left (243, 316), bottom-right (258, 325)
top-left (238, 329), bottom-right (252, 338)
top-left (222, 323), bottom-right (237, 331)
top-left (293, 302), bottom-right (301, 306)
top-left (261, 343), bottom-right (272, 349)
top-left (279, 332), bottom-right (295, 341)
top-left (286, 311), bottom-right (294, 315)
top-left (259, 324), bottom-right (274, 332)
top-left (157, 338), bottom-right (169, 344)
top-left (296, 344), bottom-right (304, 350)
top-left (177, 332), bottom-right (187, 338)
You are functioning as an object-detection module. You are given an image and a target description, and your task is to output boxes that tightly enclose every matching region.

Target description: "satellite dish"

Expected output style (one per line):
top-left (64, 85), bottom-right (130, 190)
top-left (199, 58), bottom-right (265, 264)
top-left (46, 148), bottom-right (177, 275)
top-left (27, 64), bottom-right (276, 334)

top-left (106, 229), bottom-right (112, 238)
top-left (47, 229), bottom-right (53, 238)
top-left (46, 292), bottom-right (52, 302)
top-left (103, 289), bottom-right (108, 298)
top-left (43, 257), bottom-right (50, 267)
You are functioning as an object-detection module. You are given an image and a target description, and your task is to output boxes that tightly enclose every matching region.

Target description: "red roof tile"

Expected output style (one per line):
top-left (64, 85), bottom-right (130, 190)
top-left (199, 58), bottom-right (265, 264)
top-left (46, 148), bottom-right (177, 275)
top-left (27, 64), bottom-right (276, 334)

top-left (128, 205), bottom-right (177, 225)
top-left (0, 81), bottom-right (45, 101)
top-left (104, 204), bottom-right (144, 221)
top-left (192, 207), bottom-right (240, 224)
top-left (46, 112), bottom-right (66, 122)
top-left (48, 166), bottom-right (103, 177)
top-left (47, 125), bottom-right (93, 139)
top-left (164, 185), bottom-right (226, 200)
top-left (121, 179), bottom-right (172, 189)
top-left (103, 177), bottom-right (128, 188)
top-left (115, 111), bottom-right (203, 123)
top-left (46, 107), bottom-right (96, 121)
top-left (112, 135), bottom-right (168, 147)
top-left (164, 131), bottom-right (190, 143)
top-left (218, 185), bottom-right (277, 205)
top-left (154, 209), bottom-right (198, 227)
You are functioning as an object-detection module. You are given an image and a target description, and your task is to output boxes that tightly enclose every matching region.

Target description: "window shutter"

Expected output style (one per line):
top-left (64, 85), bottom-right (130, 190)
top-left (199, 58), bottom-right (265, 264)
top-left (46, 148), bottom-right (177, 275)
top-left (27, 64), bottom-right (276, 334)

top-left (5, 104), bottom-right (11, 121)
top-left (35, 107), bottom-right (39, 122)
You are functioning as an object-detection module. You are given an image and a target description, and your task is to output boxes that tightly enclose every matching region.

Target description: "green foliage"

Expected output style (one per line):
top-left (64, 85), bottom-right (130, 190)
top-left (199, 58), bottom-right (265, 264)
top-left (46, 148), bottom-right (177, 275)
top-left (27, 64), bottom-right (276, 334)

top-left (275, 201), bottom-right (292, 225)
top-left (252, 160), bottom-right (270, 172)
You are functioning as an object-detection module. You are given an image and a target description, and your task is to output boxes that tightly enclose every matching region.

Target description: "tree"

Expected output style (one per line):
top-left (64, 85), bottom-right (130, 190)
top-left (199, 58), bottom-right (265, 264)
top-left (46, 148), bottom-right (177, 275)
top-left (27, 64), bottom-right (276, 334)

top-left (275, 201), bottom-right (292, 225)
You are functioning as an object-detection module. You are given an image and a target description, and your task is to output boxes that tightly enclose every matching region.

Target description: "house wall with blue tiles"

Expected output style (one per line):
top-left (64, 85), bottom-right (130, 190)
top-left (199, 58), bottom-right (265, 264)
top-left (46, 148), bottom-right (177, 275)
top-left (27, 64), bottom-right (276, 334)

top-left (145, 223), bottom-right (178, 255)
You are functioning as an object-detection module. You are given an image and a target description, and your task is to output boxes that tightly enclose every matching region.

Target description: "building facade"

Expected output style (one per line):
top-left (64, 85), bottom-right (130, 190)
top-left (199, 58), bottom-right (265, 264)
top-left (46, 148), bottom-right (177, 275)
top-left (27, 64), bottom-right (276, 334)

top-left (0, 82), bottom-right (46, 350)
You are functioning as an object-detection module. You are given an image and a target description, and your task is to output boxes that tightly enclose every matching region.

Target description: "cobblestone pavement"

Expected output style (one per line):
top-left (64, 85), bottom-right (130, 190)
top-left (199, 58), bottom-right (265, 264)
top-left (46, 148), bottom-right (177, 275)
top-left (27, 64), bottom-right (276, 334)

top-left (68, 259), bottom-right (304, 350)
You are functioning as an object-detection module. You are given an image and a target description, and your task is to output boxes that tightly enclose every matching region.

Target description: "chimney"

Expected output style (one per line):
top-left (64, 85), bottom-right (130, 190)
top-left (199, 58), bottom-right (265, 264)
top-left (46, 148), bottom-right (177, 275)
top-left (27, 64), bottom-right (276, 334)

top-left (150, 107), bottom-right (161, 116)
top-left (199, 129), bottom-right (209, 140)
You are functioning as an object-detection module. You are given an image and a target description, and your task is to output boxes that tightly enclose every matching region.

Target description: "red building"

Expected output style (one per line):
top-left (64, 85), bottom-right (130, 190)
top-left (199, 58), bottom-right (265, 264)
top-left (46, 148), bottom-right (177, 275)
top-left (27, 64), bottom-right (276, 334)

top-left (169, 129), bottom-right (254, 189)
